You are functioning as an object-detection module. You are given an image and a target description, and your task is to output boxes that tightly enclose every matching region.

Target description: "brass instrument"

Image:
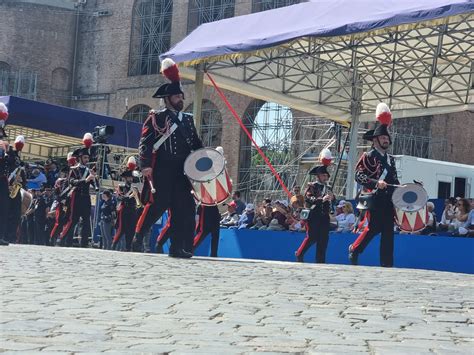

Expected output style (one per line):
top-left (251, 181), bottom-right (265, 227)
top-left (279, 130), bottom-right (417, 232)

top-left (127, 185), bottom-right (143, 208)
top-left (8, 167), bottom-right (23, 199)
top-left (9, 182), bottom-right (22, 198)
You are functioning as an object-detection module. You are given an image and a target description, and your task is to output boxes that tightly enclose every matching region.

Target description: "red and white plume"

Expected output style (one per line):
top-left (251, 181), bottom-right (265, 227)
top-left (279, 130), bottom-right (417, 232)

top-left (67, 152), bottom-right (77, 166)
top-left (127, 156), bottom-right (137, 171)
top-left (82, 132), bottom-right (93, 148)
top-left (319, 148), bottom-right (333, 166)
top-left (0, 102), bottom-right (9, 125)
top-left (376, 102), bottom-right (392, 126)
top-left (161, 58), bottom-right (180, 83)
top-left (14, 135), bottom-right (25, 151)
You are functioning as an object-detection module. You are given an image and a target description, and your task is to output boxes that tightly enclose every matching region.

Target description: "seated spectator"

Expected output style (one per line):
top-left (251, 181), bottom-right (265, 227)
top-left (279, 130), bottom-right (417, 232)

top-left (251, 201), bottom-right (273, 230)
top-left (220, 201), bottom-right (239, 228)
top-left (452, 198), bottom-right (471, 236)
top-left (335, 199), bottom-right (346, 216)
top-left (258, 201), bottom-right (289, 231)
top-left (420, 202), bottom-right (437, 235)
top-left (27, 168), bottom-right (47, 190)
top-left (466, 204), bottom-right (474, 237)
top-left (438, 197), bottom-right (457, 231)
top-left (266, 218), bottom-right (286, 231)
top-left (232, 191), bottom-right (246, 215)
top-left (290, 186), bottom-right (304, 210)
top-left (288, 209), bottom-right (305, 232)
top-left (231, 203), bottom-right (255, 230)
top-left (335, 202), bottom-right (356, 233)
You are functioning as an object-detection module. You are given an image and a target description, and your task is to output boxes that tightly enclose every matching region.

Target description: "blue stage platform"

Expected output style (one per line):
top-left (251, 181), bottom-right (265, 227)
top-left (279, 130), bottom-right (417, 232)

top-left (157, 229), bottom-right (474, 274)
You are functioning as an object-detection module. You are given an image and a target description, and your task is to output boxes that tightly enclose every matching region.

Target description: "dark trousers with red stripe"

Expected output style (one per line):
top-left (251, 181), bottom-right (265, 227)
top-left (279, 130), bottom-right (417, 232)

top-left (193, 228), bottom-right (219, 257)
top-left (193, 206), bottom-right (220, 257)
top-left (60, 192), bottom-right (92, 247)
top-left (351, 203), bottom-right (395, 267)
top-left (6, 192), bottom-right (22, 243)
top-left (113, 205), bottom-right (136, 251)
top-left (50, 203), bottom-right (66, 243)
top-left (295, 214), bottom-right (330, 263)
top-left (0, 178), bottom-right (11, 242)
top-left (156, 210), bottom-right (172, 248)
top-left (135, 160), bottom-right (195, 254)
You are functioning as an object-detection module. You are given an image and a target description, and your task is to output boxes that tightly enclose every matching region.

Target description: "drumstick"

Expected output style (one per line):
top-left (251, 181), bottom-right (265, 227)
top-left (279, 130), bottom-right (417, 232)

top-left (149, 179), bottom-right (156, 194)
top-left (360, 175), bottom-right (405, 188)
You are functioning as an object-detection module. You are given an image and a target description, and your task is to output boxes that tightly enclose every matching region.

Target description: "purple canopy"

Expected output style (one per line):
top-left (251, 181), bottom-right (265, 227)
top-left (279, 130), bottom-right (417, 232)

top-left (161, 0), bottom-right (473, 65)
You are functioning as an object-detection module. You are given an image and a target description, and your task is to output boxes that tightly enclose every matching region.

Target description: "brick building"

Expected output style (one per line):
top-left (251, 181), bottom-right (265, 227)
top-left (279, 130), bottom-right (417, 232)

top-left (1, 0), bottom-right (472, 196)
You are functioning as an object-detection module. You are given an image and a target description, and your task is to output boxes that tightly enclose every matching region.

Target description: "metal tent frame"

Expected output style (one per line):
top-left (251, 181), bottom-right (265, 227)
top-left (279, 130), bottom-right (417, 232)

top-left (163, 3), bottom-right (473, 198)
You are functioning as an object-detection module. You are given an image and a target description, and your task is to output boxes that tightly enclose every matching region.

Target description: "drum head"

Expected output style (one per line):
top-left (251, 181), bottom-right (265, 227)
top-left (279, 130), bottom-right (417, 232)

top-left (392, 183), bottom-right (428, 212)
top-left (184, 148), bottom-right (225, 182)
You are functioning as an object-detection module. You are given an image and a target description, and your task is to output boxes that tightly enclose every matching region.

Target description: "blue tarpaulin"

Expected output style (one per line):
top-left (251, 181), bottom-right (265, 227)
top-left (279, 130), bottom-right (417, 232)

top-left (161, 0), bottom-right (473, 65)
top-left (0, 96), bottom-right (141, 148)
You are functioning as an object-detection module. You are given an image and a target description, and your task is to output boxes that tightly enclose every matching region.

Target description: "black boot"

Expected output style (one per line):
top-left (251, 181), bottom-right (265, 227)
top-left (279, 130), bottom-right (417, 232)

top-left (156, 243), bottom-right (164, 254)
top-left (111, 240), bottom-right (119, 251)
top-left (0, 238), bottom-right (9, 246)
top-left (348, 244), bottom-right (359, 265)
top-left (295, 251), bottom-right (303, 263)
top-left (169, 249), bottom-right (193, 258)
top-left (132, 234), bottom-right (143, 252)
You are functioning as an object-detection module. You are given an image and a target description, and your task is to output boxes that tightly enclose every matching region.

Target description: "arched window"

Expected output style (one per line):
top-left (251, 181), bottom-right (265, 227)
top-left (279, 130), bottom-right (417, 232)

top-left (51, 68), bottom-right (70, 90)
top-left (185, 100), bottom-right (222, 147)
top-left (123, 104), bottom-right (152, 123)
top-left (0, 61), bottom-right (10, 72)
top-left (252, 0), bottom-right (300, 13)
top-left (187, 0), bottom-right (235, 34)
top-left (129, 0), bottom-right (173, 76)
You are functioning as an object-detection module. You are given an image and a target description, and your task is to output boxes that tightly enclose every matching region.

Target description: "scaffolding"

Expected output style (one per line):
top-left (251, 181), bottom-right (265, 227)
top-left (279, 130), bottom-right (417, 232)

top-left (235, 101), bottom-right (449, 203)
top-left (0, 70), bottom-right (37, 100)
top-left (237, 101), bottom-right (352, 202)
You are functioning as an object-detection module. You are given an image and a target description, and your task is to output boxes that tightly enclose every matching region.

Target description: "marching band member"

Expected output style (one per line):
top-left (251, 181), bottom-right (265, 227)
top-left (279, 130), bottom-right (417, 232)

top-left (59, 147), bottom-right (96, 247)
top-left (112, 167), bottom-right (138, 252)
top-left (0, 102), bottom-right (11, 246)
top-left (348, 103), bottom-right (400, 267)
top-left (132, 58), bottom-right (202, 257)
top-left (295, 162), bottom-right (334, 264)
top-left (49, 166), bottom-right (70, 245)
top-left (6, 135), bottom-right (27, 243)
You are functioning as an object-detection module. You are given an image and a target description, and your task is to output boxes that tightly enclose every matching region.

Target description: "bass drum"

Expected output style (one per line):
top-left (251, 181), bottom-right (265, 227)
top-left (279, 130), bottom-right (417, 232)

top-left (392, 183), bottom-right (429, 233)
top-left (20, 188), bottom-right (33, 216)
top-left (184, 148), bottom-right (232, 206)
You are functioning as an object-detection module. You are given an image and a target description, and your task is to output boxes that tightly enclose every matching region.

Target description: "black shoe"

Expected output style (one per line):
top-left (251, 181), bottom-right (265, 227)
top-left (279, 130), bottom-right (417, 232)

top-left (0, 239), bottom-right (9, 246)
top-left (295, 251), bottom-right (303, 263)
top-left (131, 235), bottom-right (143, 252)
top-left (156, 244), bottom-right (164, 254)
top-left (169, 249), bottom-right (193, 258)
top-left (348, 244), bottom-right (359, 265)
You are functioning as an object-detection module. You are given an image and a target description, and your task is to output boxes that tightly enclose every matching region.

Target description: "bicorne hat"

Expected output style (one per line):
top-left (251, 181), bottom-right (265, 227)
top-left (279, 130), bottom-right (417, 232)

top-left (152, 58), bottom-right (185, 99)
top-left (362, 103), bottom-right (392, 143)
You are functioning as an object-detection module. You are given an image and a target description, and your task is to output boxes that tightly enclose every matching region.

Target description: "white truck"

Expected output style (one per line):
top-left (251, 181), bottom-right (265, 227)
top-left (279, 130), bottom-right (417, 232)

top-left (393, 155), bottom-right (474, 199)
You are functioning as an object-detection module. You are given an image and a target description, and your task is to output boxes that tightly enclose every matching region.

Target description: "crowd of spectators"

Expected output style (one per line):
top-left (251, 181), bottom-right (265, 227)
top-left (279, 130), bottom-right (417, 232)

top-left (218, 188), bottom-right (473, 238)
top-left (433, 197), bottom-right (474, 236)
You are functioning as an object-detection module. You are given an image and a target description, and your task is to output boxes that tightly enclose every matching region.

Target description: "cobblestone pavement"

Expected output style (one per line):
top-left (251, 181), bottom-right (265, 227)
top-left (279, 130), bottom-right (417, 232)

top-left (1, 245), bottom-right (473, 354)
